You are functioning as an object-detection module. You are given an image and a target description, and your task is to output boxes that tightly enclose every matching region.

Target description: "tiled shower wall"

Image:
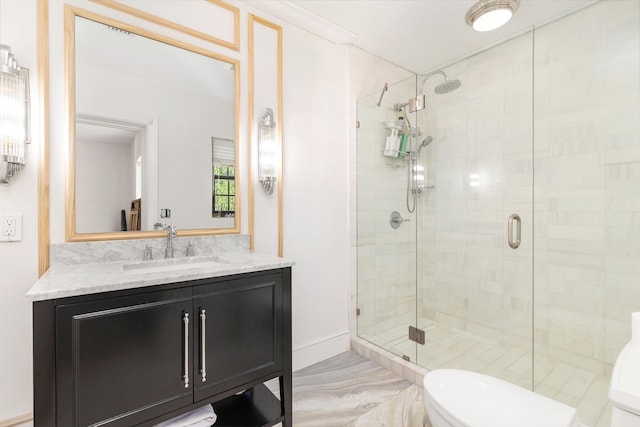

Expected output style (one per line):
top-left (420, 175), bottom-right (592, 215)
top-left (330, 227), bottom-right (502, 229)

top-left (533, 0), bottom-right (640, 376)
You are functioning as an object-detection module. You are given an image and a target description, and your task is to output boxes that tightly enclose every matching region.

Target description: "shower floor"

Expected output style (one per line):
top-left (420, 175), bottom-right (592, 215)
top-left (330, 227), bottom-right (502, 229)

top-left (360, 317), bottom-right (614, 427)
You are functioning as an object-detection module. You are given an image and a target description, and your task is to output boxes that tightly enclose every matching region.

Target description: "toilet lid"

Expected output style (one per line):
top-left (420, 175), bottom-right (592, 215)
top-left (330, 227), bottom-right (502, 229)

top-left (424, 369), bottom-right (581, 427)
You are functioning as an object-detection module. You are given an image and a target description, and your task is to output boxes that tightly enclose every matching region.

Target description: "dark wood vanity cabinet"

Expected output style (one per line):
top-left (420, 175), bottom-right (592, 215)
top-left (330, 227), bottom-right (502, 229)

top-left (55, 288), bottom-right (194, 426)
top-left (33, 268), bottom-right (292, 427)
top-left (193, 273), bottom-right (283, 402)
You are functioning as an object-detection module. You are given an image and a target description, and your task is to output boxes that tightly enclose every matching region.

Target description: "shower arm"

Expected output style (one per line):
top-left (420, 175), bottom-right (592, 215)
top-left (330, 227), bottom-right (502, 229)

top-left (419, 70), bottom-right (447, 94)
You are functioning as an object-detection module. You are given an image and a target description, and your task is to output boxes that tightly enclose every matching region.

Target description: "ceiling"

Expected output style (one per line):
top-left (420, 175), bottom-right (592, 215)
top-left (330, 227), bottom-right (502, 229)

top-left (276, 0), bottom-right (595, 73)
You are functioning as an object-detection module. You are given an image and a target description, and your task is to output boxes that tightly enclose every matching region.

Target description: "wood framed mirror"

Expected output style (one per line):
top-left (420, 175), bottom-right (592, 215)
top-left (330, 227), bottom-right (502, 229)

top-left (65, 5), bottom-right (240, 241)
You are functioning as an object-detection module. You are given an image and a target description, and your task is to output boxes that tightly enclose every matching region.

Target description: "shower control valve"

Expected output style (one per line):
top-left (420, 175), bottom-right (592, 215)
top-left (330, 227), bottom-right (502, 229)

top-left (389, 211), bottom-right (410, 229)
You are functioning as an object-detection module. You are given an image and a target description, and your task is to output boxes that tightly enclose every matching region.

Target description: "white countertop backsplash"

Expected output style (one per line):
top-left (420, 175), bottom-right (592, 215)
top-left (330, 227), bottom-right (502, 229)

top-left (49, 234), bottom-right (251, 265)
top-left (28, 234), bottom-right (293, 301)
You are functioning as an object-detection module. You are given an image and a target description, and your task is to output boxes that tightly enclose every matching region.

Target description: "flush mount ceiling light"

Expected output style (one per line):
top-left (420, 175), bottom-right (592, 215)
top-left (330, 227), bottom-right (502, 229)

top-left (465, 0), bottom-right (520, 32)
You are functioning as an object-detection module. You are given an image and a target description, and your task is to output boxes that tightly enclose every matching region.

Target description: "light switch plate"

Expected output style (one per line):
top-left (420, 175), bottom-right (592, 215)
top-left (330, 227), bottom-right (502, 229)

top-left (0, 212), bottom-right (23, 242)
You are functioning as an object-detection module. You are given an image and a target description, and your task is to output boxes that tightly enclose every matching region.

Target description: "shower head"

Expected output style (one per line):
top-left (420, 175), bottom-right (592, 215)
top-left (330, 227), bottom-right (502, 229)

top-left (434, 79), bottom-right (462, 94)
top-left (420, 70), bottom-right (462, 95)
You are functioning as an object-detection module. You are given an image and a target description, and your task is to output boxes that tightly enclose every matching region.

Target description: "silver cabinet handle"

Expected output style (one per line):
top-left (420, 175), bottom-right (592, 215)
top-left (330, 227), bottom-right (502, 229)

top-left (183, 312), bottom-right (189, 389)
top-left (508, 213), bottom-right (521, 249)
top-left (200, 309), bottom-right (206, 383)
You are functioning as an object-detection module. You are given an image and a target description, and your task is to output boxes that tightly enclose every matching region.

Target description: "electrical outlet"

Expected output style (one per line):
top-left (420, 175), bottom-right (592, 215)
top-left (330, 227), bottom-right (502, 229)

top-left (0, 213), bottom-right (22, 242)
top-left (4, 217), bottom-right (16, 235)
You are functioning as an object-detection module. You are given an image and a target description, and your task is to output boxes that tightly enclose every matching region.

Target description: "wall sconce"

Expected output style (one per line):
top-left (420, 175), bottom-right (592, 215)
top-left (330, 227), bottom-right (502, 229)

top-left (0, 44), bottom-right (30, 184)
top-left (258, 108), bottom-right (276, 194)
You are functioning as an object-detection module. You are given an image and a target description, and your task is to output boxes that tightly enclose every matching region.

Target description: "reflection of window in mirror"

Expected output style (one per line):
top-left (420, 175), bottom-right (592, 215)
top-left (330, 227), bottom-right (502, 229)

top-left (212, 137), bottom-right (235, 218)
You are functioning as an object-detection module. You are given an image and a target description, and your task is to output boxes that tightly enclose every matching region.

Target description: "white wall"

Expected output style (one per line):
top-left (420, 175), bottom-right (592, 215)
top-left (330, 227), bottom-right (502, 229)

top-left (76, 138), bottom-right (135, 232)
top-left (282, 23), bottom-right (352, 369)
top-left (0, 0), bottom-right (38, 421)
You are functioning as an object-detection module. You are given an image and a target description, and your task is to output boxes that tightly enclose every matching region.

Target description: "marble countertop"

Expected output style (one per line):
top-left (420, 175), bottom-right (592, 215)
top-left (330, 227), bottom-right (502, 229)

top-left (27, 251), bottom-right (294, 301)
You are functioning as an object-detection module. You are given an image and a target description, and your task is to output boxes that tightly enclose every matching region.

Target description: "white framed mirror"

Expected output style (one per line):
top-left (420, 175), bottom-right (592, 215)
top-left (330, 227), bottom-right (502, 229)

top-left (66, 6), bottom-right (240, 241)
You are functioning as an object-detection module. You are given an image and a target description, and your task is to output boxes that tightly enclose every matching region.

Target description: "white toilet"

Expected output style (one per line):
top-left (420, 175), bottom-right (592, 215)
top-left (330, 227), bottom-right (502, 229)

top-left (608, 312), bottom-right (640, 426)
top-left (423, 369), bottom-right (583, 427)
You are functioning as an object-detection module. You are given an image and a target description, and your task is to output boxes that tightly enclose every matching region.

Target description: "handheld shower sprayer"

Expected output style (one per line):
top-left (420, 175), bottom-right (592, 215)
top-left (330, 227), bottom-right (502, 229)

top-left (406, 136), bottom-right (433, 213)
top-left (402, 70), bottom-right (460, 213)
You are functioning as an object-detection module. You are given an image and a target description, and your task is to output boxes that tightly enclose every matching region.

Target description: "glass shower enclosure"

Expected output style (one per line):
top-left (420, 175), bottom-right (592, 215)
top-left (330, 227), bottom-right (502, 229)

top-left (356, 1), bottom-right (640, 425)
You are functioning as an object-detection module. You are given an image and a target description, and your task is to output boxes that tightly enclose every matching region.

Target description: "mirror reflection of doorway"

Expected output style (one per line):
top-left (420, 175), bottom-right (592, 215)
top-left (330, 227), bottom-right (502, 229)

top-left (75, 114), bottom-right (158, 233)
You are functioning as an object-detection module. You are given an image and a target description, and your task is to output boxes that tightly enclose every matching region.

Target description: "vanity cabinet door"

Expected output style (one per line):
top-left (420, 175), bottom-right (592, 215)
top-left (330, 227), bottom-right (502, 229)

top-left (55, 288), bottom-right (194, 427)
top-left (193, 272), bottom-right (283, 402)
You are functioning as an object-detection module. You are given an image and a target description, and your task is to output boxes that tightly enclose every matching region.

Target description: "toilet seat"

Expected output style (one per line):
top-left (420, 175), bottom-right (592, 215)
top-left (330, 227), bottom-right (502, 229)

top-left (423, 369), bottom-right (581, 427)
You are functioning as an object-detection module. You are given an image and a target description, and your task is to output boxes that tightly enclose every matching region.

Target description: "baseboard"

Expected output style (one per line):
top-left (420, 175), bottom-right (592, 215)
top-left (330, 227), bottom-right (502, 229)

top-left (292, 330), bottom-right (350, 371)
top-left (0, 413), bottom-right (32, 427)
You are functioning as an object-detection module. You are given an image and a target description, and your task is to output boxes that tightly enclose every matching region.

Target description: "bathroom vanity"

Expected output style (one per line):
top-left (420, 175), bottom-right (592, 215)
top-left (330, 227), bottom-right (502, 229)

top-left (29, 252), bottom-right (293, 427)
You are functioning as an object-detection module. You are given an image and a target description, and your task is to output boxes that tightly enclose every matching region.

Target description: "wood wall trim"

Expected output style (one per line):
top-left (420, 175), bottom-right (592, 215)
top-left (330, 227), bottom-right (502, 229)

top-left (64, 5), bottom-right (241, 242)
top-left (89, 0), bottom-right (240, 51)
top-left (248, 16), bottom-right (254, 251)
top-left (248, 15), bottom-right (283, 257)
top-left (64, 5), bottom-right (75, 242)
top-left (37, 0), bottom-right (50, 276)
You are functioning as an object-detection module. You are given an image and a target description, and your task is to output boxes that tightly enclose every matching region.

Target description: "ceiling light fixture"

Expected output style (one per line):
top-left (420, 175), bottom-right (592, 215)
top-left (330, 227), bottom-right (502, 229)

top-left (465, 0), bottom-right (520, 32)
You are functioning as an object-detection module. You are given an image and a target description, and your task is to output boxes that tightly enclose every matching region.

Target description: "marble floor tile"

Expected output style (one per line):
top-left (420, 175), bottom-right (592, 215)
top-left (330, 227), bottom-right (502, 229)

top-left (349, 385), bottom-right (424, 427)
top-left (290, 351), bottom-right (415, 426)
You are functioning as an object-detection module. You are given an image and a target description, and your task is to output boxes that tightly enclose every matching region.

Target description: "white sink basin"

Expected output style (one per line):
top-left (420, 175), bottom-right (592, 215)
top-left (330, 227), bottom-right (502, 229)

top-left (122, 255), bottom-right (228, 273)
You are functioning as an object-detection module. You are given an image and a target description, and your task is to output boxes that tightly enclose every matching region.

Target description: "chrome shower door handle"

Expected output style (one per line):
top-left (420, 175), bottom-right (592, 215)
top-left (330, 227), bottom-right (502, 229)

top-left (508, 213), bottom-right (521, 249)
top-left (200, 309), bottom-right (206, 383)
top-left (183, 312), bottom-right (189, 389)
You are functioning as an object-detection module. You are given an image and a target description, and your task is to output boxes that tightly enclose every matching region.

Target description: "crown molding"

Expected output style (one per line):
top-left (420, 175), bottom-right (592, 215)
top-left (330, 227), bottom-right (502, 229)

top-left (243, 0), bottom-right (356, 44)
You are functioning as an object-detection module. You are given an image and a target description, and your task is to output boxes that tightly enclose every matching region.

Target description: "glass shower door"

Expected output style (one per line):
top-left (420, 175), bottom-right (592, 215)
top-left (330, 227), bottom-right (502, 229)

top-left (416, 30), bottom-right (535, 389)
top-left (356, 75), bottom-right (419, 362)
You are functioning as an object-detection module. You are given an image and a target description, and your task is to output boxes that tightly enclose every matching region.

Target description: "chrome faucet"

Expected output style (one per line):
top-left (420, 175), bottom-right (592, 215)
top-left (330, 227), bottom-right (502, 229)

top-left (154, 222), bottom-right (176, 258)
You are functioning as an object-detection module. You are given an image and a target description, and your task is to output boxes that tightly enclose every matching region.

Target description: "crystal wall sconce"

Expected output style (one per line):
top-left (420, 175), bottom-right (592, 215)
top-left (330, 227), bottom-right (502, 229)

top-left (258, 108), bottom-right (276, 194)
top-left (0, 44), bottom-right (30, 184)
